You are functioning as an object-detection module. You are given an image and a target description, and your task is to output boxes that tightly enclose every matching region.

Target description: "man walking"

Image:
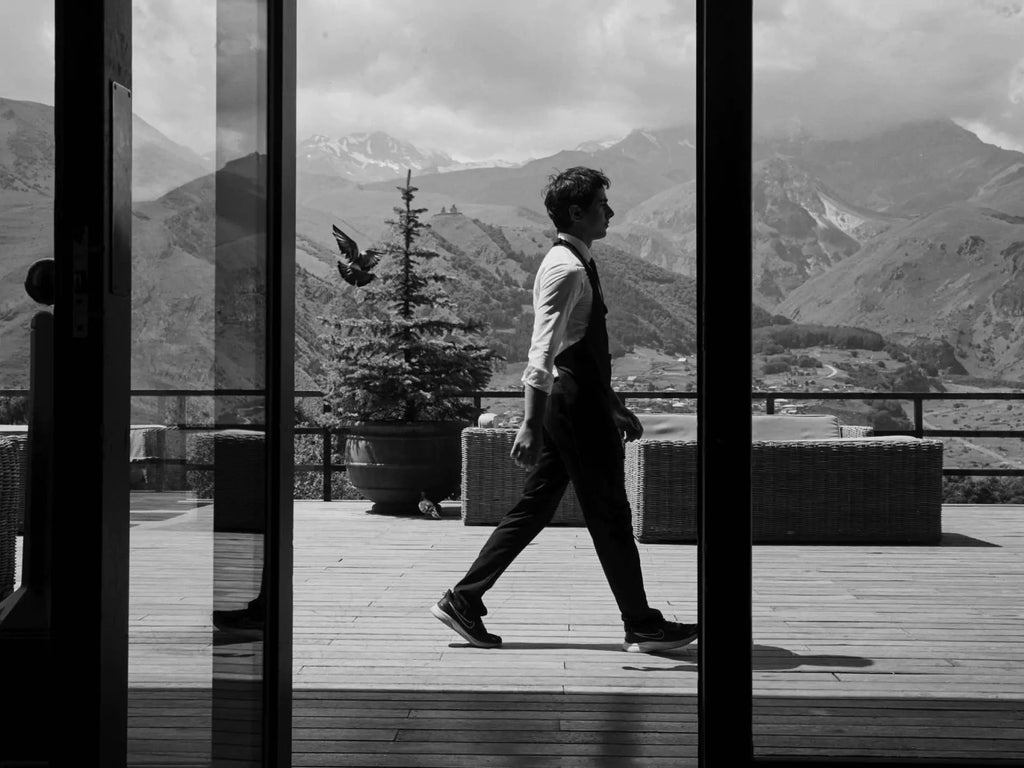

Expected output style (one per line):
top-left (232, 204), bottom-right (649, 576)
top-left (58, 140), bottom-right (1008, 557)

top-left (431, 167), bottom-right (697, 653)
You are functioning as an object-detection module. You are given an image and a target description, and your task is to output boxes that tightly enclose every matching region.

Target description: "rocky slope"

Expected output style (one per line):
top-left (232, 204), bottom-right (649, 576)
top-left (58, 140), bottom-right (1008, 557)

top-left (5, 99), bottom-right (1024, 385)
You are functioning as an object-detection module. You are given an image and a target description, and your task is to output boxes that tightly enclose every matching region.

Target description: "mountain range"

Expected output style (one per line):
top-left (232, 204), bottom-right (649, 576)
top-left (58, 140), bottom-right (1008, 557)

top-left (297, 131), bottom-right (522, 183)
top-left (2, 93), bottom-right (1024, 391)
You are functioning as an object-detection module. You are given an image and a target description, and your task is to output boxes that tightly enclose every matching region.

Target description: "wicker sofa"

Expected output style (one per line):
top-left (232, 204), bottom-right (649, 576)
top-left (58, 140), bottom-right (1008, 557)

top-left (627, 413), bottom-right (943, 544)
top-left (461, 413), bottom-right (944, 545)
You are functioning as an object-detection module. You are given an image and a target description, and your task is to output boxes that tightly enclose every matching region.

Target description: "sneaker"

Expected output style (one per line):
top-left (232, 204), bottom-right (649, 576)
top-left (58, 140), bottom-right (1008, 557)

top-left (622, 621), bottom-right (698, 653)
top-left (430, 590), bottom-right (502, 648)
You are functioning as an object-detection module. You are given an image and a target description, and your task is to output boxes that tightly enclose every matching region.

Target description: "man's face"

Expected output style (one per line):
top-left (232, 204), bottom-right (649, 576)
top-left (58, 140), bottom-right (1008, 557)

top-left (573, 188), bottom-right (614, 242)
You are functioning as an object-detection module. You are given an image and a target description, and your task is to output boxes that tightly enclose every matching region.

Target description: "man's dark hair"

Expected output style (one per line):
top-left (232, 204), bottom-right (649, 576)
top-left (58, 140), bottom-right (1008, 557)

top-left (542, 167), bottom-right (610, 230)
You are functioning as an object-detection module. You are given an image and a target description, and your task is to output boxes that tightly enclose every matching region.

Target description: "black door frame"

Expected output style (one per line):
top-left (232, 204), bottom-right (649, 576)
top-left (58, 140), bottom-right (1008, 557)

top-left (264, 0), bottom-right (297, 764)
top-left (697, 1), bottom-right (753, 766)
top-left (52, 1), bottom-right (133, 764)
top-left (47, 1), bottom-right (296, 766)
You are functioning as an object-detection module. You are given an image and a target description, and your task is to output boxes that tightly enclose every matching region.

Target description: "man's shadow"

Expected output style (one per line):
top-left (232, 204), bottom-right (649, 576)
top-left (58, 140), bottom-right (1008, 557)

top-left (463, 642), bottom-right (870, 672)
top-left (619, 644), bottom-right (873, 673)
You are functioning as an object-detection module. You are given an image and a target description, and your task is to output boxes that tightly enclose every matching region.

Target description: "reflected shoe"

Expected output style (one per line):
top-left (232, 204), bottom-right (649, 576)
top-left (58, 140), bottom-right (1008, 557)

top-left (622, 621), bottom-right (698, 653)
top-left (213, 607), bottom-right (264, 639)
top-left (430, 590), bottom-right (501, 648)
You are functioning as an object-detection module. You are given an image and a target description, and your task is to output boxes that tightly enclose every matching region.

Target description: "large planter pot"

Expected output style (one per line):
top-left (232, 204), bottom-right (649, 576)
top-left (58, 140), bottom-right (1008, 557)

top-left (344, 421), bottom-right (468, 514)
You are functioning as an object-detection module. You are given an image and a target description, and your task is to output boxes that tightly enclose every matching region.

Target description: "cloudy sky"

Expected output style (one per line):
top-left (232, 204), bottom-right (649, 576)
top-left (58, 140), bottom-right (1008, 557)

top-left (2, 0), bottom-right (1023, 161)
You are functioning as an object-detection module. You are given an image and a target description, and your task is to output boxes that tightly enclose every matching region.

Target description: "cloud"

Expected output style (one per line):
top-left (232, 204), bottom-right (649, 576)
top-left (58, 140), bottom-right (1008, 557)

top-left (0, 5), bottom-right (55, 105)
top-left (5, 1), bottom-right (1024, 161)
top-left (295, 0), bottom-right (696, 161)
top-left (132, 0), bottom-right (216, 156)
top-left (752, 0), bottom-right (1024, 145)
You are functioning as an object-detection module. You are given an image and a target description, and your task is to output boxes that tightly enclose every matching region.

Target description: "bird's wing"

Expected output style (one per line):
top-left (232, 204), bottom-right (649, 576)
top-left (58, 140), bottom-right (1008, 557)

top-left (332, 225), bottom-right (358, 262)
top-left (337, 259), bottom-right (374, 287)
top-left (337, 258), bottom-right (360, 286)
top-left (358, 248), bottom-right (382, 271)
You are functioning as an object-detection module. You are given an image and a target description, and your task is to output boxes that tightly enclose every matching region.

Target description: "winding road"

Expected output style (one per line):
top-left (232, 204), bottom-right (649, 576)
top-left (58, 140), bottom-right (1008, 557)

top-left (921, 416), bottom-right (1024, 469)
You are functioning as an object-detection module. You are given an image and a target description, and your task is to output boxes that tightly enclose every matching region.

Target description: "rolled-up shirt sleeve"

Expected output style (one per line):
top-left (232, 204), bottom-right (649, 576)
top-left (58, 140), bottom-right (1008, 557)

top-left (521, 259), bottom-right (587, 393)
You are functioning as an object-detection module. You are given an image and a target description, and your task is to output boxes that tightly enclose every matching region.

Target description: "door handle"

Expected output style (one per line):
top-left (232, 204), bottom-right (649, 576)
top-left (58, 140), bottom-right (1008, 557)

top-left (24, 259), bottom-right (55, 307)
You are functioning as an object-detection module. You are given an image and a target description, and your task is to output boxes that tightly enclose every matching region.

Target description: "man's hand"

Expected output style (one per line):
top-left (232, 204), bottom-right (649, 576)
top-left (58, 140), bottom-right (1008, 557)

top-left (511, 421), bottom-right (543, 468)
top-left (511, 384), bottom-right (548, 469)
top-left (612, 404), bottom-right (644, 442)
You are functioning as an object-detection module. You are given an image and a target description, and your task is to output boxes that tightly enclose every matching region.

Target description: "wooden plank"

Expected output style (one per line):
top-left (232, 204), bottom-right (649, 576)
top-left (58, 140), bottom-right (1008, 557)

top-left (81, 497), bottom-right (1024, 764)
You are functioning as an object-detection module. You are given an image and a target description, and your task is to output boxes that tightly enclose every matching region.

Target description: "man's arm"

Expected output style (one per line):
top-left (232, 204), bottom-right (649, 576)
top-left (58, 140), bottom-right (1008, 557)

top-left (511, 383), bottom-right (547, 468)
top-left (513, 253), bottom-right (585, 468)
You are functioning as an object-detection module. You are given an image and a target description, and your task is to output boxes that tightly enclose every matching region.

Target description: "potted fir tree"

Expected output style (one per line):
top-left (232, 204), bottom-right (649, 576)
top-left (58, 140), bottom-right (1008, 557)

top-left (320, 171), bottom-right (499, 514)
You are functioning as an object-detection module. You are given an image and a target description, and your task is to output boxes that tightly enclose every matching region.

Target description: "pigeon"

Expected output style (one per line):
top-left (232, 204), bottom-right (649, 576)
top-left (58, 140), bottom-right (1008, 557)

top-left (332, 225), bottom-right (381, 286)
top-left (418, 491), bottom-right (441, 519)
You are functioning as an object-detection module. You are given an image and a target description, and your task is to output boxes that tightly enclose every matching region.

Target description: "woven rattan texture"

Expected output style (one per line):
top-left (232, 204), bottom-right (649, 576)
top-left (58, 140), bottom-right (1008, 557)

top-left (626, 436), bottom-right (943, 544)
top-left (0, 435), bottom-right (27, 598)
top-left (461, 428), bottom-right (584, 525)
top-left (752, 438), bottom-right (943, 543)
top-left (625, 439), bottom-right (698, 542)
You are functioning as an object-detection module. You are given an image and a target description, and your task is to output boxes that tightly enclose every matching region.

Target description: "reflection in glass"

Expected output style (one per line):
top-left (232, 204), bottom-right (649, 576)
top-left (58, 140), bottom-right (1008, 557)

top-left (127, 0), bottom-right (271, 765)
top-left (213, 2), bottom-right (269, 765)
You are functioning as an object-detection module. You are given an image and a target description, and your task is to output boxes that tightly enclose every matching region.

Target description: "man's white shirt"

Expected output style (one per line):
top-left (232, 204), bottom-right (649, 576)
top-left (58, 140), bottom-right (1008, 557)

top-left (520, 233), bottom-right (596, 394)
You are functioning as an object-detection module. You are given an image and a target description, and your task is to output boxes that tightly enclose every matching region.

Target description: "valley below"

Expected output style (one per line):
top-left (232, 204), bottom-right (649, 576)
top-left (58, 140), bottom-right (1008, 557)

top-left (479, 345), bottom-right (1024, 477)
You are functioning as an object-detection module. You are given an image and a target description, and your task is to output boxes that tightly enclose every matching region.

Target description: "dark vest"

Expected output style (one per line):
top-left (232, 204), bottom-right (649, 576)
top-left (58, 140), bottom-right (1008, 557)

top-left (552, 239), bottom-right (612, 389)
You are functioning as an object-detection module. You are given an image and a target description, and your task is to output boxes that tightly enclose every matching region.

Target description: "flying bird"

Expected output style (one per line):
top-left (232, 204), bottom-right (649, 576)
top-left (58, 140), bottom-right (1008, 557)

top-left (332, 225), bottom-right (381, 287)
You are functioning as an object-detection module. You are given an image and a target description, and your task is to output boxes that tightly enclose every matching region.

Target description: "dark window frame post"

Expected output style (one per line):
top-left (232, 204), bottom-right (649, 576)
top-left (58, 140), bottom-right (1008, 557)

top-left (697, 1), bottom-right (754, 765)
top-left (264, 0), bottom-right (297, 764)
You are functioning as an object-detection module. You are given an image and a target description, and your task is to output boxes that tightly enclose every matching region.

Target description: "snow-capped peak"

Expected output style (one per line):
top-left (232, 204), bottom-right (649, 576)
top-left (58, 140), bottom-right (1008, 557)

top-left (297, 130), bottom-right (457, 182)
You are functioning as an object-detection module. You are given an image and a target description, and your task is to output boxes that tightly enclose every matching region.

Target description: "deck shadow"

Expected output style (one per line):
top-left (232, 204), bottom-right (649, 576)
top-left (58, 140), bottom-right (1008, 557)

top-left (125, 687), bottom-right (1024, 766)
top-left (751, 644), bottom-right (873, 670)
top-left (940, 531), bottom-right (999, 547)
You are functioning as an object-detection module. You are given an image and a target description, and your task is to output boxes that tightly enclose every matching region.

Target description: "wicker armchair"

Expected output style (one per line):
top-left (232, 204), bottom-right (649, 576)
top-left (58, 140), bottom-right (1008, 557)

top-left (0, 434), bottom-right (28, 599)
top-left (460, 427), bottom-right (583, 525)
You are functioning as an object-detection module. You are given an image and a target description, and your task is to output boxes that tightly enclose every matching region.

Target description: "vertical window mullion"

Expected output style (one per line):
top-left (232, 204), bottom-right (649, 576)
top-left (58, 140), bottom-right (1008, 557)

top-left (697, 1), bottom-right (754, 766)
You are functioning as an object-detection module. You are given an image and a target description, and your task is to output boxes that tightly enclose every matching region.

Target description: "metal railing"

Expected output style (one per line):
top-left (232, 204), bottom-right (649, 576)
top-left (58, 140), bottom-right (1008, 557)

top-left (472, 389), bottom-right (1024, 478)
top-left (3, 387), bottom-right (1024, 500)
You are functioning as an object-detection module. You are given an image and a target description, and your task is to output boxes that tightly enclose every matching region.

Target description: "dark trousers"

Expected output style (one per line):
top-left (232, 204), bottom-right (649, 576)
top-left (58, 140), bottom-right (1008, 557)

top-left (452, 376), bottom-right (663, 630)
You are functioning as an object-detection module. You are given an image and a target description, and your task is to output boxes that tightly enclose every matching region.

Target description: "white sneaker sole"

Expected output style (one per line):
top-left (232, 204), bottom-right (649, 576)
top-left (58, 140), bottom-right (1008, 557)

top-left (622, 634), bottom-right (698, 653)
top-left (430, 604), bottom-right (501, 648)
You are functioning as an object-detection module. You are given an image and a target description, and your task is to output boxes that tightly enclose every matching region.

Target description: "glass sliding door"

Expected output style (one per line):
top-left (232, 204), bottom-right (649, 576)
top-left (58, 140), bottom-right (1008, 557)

top-left (748, 2), bottom-right (1024, 764)
top-left (127, 0), bottom-right (293, 766)
top-left (0, 2), bottom-right (293, 766)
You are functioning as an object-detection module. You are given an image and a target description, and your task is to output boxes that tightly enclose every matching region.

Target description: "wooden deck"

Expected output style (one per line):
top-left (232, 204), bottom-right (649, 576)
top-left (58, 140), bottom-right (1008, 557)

top-left (58, 496), bottom-right (1024, 765)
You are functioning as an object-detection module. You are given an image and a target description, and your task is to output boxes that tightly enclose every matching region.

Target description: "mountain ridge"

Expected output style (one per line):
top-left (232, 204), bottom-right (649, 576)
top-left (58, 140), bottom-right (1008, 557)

top-left (4, 98), bottom-right (1024, 386)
